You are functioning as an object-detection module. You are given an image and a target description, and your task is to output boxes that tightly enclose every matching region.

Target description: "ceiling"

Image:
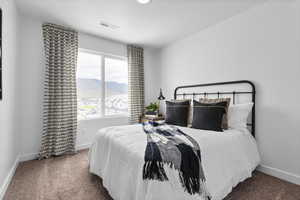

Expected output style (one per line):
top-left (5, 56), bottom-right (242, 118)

top-left (15, 0), bottom-right (266, 47)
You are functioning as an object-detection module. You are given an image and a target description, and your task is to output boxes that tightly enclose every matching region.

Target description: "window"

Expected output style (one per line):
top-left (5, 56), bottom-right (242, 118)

top-left (77, 49), bottom-right (128, 120)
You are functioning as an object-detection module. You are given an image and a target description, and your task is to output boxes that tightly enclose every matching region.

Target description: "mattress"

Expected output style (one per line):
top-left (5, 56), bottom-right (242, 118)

top-left (89, 124), bottom-right (260, 200)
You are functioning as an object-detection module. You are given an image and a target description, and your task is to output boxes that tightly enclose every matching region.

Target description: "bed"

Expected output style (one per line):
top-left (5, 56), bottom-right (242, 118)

top-left (89, 80), bottom-right (260, 200)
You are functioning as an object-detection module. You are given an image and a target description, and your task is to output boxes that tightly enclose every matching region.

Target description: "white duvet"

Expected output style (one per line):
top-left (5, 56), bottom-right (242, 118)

top-left (89, 124), bottom-right (260, 200)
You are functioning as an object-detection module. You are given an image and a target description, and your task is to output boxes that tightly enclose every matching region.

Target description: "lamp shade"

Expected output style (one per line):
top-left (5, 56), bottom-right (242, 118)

top-left (158, 88), bottom-right (165, 100)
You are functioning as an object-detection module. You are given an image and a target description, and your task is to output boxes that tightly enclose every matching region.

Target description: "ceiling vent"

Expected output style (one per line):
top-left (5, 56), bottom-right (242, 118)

top-left (99, 21), bottom-right (120, 30)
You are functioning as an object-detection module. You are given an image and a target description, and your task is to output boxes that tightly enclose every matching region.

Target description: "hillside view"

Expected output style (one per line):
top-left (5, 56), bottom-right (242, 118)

top-left (77, 78), bottom-right (128, 119)
top-left (77, 78), bottom-right (128, 97)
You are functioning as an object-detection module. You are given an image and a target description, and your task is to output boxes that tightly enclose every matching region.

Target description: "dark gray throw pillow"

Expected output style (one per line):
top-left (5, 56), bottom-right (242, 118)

top-left (192, 100), bottom-right (226, 132)
top-left (165, 100), bottom-right (190, 127)
top-left (199, 98), bottom-right (231, 129)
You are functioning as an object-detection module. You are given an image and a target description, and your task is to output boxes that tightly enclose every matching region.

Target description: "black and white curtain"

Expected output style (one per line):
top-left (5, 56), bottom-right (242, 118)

top-left (127, 45), bottom-right (145, 124)
top-left (39, 23), bottom-right (78, 159)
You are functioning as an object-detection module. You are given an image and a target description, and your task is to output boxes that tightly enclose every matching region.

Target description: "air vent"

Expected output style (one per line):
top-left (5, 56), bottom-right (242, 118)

top-left (99, 21), bottom-right (120, 30)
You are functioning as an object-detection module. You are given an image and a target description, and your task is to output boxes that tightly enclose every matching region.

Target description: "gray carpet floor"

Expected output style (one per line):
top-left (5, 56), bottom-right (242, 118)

top-left (4, 150), bottom-right (300, 200)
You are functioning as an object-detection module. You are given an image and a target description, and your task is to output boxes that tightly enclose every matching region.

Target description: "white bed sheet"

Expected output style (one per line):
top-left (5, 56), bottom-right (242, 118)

top-left (89, 124), bottom-right (260, 200)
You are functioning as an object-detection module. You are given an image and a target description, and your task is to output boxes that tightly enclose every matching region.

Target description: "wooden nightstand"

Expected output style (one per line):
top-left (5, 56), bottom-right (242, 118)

top-left (140, 115), bottom-right (165, 123)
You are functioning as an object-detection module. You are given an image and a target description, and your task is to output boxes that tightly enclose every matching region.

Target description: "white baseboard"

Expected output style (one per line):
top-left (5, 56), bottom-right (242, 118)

top-left (257, 164), bottom-right (300, 185)
top-left (76, 143), bottom-right (91, 151)
top-left (19, 153), bottom-right (38, 162)
top-left (17, 145), bottom-right (91, 163)
top-left (0, 156), bottom-right (19, 200)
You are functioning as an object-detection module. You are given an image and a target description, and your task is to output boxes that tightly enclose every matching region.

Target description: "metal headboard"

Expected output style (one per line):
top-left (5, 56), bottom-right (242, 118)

top-left (174, 80), bottom-right (256, 137)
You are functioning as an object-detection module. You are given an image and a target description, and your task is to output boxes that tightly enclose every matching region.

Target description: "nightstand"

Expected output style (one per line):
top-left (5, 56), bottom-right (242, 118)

top-left (140, 115), bottom-right (165, 123)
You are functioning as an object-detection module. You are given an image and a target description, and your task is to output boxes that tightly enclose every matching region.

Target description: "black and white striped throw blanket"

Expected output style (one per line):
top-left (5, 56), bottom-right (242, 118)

top-left (142, 121), bottom-right (211, 199)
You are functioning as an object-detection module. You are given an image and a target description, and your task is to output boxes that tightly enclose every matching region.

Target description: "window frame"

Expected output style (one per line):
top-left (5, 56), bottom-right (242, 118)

top-left (77, 48), bottom-right (129, 120)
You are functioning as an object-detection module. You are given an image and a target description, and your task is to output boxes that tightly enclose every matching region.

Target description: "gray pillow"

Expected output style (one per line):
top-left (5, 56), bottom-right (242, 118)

top-left (192, 100), bottom-right (226, 132)
top-left (165, 100), bottom-right (190, 127)
top-left (199, 98), bottom-right (231, 129)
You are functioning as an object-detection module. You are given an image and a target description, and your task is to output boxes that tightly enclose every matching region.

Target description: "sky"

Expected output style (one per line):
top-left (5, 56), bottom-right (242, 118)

top-left (77, 51), bottom-right (128, 84)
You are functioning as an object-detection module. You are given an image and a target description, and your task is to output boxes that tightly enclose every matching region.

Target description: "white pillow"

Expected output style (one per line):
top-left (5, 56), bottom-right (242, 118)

top-left (228, 103), bottom-right (253, 129)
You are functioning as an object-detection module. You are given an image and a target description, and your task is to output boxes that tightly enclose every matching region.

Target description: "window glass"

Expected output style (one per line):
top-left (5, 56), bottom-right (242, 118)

top-left (105, 57), bottom-right (128, 115)
top-left (77, 51), bottom-right (102, 120)
top-left (76, 50), bottom-right (128, 120)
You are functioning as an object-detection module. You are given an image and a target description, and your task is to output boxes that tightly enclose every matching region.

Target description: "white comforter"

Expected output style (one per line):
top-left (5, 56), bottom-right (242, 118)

top-left (89, 124), bottom-right (260, 200)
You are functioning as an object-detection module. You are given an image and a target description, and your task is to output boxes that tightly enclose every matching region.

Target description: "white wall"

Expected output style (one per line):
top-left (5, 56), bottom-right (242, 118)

top-left (17, 15), bottom-right (160, 156)
top-left (0, 0), bottom-right (20, 196)
top-left (159, 1), bottom-right (300, 183)
top-left (79, 33), bottom-right (126, 57)
top-left (144, 47), bottom-right (161, 105)
top-left (17, 15), bottom-right (44, 158)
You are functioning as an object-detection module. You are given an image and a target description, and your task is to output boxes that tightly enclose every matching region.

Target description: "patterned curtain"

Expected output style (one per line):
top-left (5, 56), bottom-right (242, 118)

top-left (39, 23), bottom-right (78, 159)
top-left (127, 45), bottom-right (145, 124)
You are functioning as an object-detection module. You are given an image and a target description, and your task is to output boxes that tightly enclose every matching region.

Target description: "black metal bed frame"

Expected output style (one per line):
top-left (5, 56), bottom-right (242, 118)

top-left (174, 80), bottom-right (256, 137)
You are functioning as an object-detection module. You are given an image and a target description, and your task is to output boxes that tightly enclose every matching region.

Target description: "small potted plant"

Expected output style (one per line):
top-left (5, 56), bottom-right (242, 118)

top-left (145, 102), bottom-right (159, 117)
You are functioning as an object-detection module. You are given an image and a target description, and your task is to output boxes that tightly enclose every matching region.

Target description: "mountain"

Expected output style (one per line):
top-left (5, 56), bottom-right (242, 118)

top-left (77, 78), bottom-right (128, 98)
